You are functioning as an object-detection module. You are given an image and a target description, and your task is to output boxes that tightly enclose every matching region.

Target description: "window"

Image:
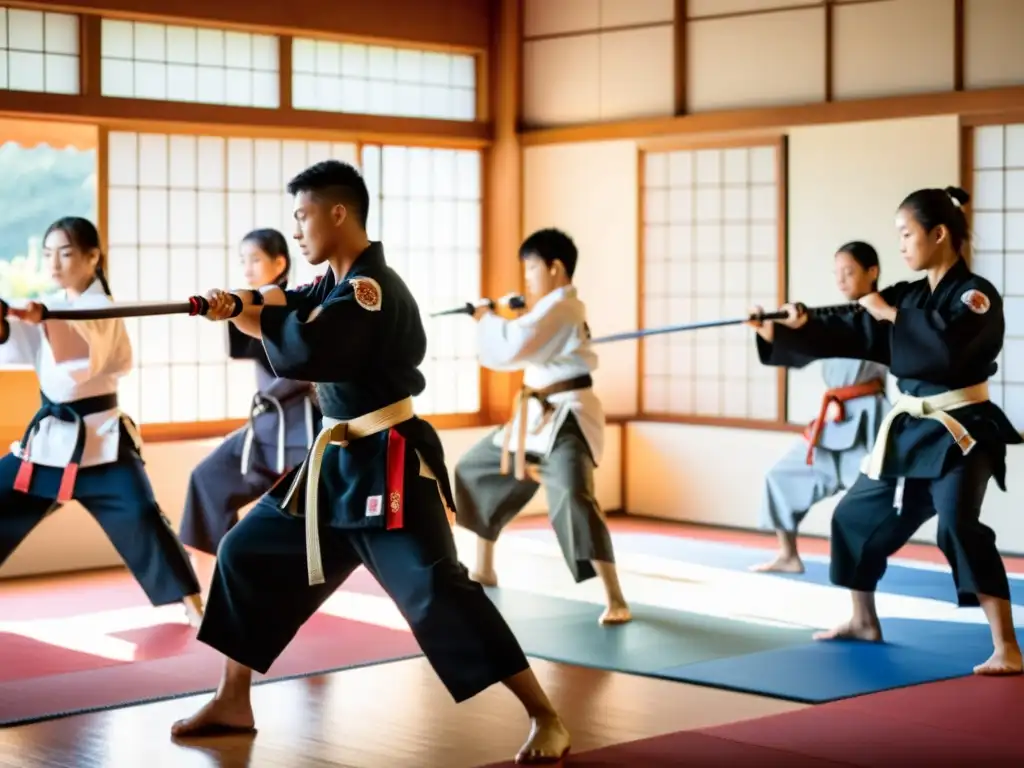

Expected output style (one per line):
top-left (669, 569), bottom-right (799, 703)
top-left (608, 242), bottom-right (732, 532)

top-left (291, 39), bottom-right (476, 121)
top-left (0, 7), bottom-right (79, 94)
top-left (105, 130), bottom-right (357, 425)
top-left (0, 122), bottom-right (97, 302)
top-left (640, 141), bottom-right (782, 422)
top-left (969, 123), bottom-right (1024, 431)
top-left (100, 20), bottom-right (279, 108)
top-left (361, 144), bottom-right (482, 415)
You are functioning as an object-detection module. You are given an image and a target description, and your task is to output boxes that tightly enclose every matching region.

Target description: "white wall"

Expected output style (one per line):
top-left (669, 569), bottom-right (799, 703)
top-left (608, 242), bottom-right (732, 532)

top-left (785, 115), bottom-right (960, 424)
top-left (523, 122), bottom-right (1024, 556)
top-left (522, 140), bottom-right (640, 417)
top-left (0, 424), bottom-right (623, 579)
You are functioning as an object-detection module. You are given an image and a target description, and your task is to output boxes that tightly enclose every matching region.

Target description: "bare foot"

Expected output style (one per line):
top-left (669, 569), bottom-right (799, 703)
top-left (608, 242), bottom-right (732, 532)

top-left (813, 619), bottom-right (883, 642)
top-left (515, 715), bottom-right (571, 765)
top-left (750, 556), bottom-right (805, 574)
top-left (170, 696), bottom-right (256, 739)
top-left (974, 644), bottom-right (1024, 676)
top-left (599, 602), bottom-right (632, 626)
top-left (183, 594), bottom-right (204, 629)
top-left (470, 570), bottom-right (498, 588)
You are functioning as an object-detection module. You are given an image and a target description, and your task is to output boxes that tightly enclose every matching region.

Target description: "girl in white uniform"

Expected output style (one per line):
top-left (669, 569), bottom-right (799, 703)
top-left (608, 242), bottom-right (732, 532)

top-left (0, 217), bottom-right (203, 625)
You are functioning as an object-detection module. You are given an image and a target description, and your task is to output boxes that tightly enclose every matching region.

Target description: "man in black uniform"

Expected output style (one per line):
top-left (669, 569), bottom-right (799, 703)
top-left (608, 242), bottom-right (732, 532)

top-left (170, 160), bottom-right (572, 764)
top-left (751, 185), bottom-right (1022, 676)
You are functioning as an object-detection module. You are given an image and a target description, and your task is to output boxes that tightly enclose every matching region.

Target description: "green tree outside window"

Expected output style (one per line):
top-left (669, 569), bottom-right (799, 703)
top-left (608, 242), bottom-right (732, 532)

top-left (0, 141), bottom-right (97, 300)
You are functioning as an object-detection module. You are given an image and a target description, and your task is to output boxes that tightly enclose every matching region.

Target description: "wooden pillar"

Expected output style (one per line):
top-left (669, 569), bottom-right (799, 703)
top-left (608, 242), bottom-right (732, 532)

top-left (481, 0), bottom-right (524, 424)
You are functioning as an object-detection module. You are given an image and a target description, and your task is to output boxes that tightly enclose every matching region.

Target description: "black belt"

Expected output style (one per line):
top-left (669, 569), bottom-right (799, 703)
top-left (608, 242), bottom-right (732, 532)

top-left (14, 392), bottom-right (119, 501)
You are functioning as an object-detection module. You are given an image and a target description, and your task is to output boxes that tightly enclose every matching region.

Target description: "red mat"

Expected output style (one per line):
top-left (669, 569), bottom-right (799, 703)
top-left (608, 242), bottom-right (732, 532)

top-left (518, 675), bottom-right (1024, 767)
top-left (480, 730), bottom-right (853, 767)
top-left (0, 569), bottom-right (421, 727)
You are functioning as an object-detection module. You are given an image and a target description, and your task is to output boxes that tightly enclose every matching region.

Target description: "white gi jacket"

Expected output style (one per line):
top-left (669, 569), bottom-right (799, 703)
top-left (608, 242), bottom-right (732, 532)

top-left (477, 285), bottom-right (605, 465)
top-left (2, 279), bottom-right (134, 468)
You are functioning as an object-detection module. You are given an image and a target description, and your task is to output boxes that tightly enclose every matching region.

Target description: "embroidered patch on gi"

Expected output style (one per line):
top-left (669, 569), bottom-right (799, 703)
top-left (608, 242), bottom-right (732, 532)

top-left (349, 277), bottom-right (382, 311)
top-left (960, 288), bottom-right (990, 315)
top-left (366, 495), bottom-right (383, 517)
top-left (389, 490), bottom-right (401, 513)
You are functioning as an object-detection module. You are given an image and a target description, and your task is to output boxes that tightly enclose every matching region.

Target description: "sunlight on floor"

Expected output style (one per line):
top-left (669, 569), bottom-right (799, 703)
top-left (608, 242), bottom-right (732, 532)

top-left (453, 527), bottom-right (1017, 629)
top-left (1, 528), bottom-right (1017, 666)
top-left (318, 589), bottom-right (411, 631)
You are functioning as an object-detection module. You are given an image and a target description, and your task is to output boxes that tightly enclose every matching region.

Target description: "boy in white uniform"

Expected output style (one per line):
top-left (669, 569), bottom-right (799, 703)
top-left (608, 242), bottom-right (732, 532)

top-left (454, 228), bottom-right (631, 625)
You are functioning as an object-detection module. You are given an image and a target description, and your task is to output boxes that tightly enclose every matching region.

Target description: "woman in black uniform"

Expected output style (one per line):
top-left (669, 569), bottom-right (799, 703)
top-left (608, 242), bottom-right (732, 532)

top-left (752, 186), bottom-right (1022, 676)
top-left (179, 229), bottom-right (320, 556)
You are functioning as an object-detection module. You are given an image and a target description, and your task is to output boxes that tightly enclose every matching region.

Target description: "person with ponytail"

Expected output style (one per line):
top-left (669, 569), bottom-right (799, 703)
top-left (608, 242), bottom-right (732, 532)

top-left (749, 241), bottom-right (890, 573)
top-left (0, 217), bottom-right (204, 625)
top-left (179, 229), bottom-right (320, 556)
top-left (756, 187), bottom-right (1022, 676)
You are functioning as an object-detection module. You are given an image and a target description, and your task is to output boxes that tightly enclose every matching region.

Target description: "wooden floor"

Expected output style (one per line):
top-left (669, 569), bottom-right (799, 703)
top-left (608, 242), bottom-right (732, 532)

top-left (0, 656), bottom-right (804, 768)
top-left (2, 516), bottom-right (1017, 767)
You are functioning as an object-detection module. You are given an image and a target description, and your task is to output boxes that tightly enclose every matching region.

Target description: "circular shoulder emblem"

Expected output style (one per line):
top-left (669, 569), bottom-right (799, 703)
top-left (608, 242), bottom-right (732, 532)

top-left (349, 277), bottom-right (383, 312)
top-left (960, 288), bottom-right (990, 315)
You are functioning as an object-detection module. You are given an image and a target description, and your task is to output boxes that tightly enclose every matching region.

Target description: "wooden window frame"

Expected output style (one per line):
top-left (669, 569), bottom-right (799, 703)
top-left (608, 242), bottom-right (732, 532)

top-left (634, 133), bottom-right (800, 434)
top-left (959, 110), bottom-right (1024, 436)
top-left (0, 6), bottom-right (495, 444)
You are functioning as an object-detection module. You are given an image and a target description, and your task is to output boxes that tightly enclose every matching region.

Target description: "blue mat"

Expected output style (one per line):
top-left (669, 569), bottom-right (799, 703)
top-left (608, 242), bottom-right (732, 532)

top-left (494, 532), bottom-right (1024, 702)
top-left (513, 529), bottom-right (1024, 605)
top-left (662, 619), bottom-right (1003, 702)
top-left (486, 586), bottom-right (1019, 703)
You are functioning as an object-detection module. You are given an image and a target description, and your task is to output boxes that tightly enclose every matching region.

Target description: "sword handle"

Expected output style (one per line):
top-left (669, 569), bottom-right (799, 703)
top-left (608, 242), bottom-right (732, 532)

top-left (185, 294), bottom-right (244, 318)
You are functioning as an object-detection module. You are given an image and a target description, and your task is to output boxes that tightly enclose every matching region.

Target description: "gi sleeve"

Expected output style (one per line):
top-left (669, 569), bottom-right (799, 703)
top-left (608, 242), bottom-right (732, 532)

top-left (260, 278), bottom-right (382, 382)
top-left (755, 334), bottom-right (817, 370)
top-left (284, 274), bottom-right (328, 313)
top-left (0, 312), bottom-right (42, 366)
top-left (227, 322), bottom-right (263, 360)
top-left (762, 283), bottom-right (907, 367)
top-left (888, 280), bottom-right (1001, 380)
top-left (476, 299), bottom-right (579, 371)
top-left (43, 292), bottom-right (132, 380)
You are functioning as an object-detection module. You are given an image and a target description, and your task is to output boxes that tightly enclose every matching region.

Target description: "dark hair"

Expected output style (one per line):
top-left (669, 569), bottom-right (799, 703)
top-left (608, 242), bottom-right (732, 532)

top-left (44, 217), bottom-right (111, 297)
top-left (286, 160), bottom-right (369, 229)
top-left (241, 228), bottom-right (291, 287)
top-left (836, 240), bottom-right (881, 291)
top-left (898, 186), bottom-right (971, 257)
top-left (519, 228), bottom-right (579, 279)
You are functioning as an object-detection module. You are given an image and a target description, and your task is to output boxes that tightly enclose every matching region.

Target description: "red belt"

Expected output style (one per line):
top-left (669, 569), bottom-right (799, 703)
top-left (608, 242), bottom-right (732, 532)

top-left (803, 380), bottom-right (885, 465)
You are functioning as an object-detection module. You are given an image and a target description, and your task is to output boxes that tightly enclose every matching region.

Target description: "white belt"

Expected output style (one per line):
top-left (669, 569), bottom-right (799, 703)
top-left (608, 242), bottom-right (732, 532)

top-left (280, 397), bottom-right (421, 585)
top-left (240, 394), bottom-right (317, 476)
top-left (861, 382), bottom-right (989, 480)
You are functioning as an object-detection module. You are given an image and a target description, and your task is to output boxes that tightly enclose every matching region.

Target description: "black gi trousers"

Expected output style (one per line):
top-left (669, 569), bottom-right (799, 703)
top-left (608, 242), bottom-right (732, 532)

top-left (829, 449), bottom-right (1011, 607)
top-left (0, 453), bottom-right (201, 606)
top-left (196, 473), bottom-right (531, 702)
top-left (179, 428), bottom-right (306, 555)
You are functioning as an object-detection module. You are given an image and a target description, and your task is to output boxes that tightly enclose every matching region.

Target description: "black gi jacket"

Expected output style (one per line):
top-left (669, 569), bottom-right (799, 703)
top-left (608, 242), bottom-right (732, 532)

top-left (258, 242), bottom-right (455, 528)
top-left (759, 258), bottom-right (1020, 489)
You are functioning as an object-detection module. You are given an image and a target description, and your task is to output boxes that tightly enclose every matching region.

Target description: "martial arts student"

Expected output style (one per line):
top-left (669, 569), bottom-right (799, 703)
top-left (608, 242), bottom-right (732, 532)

top-left (454, 228), bottom-right (631, 625)
top-left (749, 241), bottom-right (890, 573)
top-left (0, 217), bottom-right (203, 626)
top-left (750, 186), bottom-right (1022, 675)
top-left (179, 229), bottom-right (319, 556)
top-left (170, 161), bottom-right (572, 764)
